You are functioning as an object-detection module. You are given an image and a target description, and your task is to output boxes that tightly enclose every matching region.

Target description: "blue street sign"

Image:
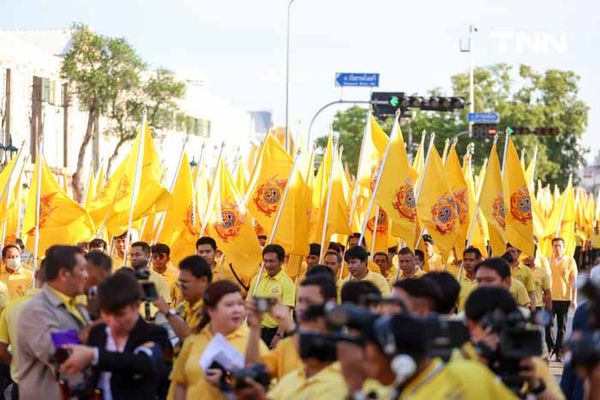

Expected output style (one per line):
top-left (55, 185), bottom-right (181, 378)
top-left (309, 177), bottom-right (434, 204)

top-left (468, 112), bottom-right (500, 123)
top-left (335, 73), bottom-right (380, 88)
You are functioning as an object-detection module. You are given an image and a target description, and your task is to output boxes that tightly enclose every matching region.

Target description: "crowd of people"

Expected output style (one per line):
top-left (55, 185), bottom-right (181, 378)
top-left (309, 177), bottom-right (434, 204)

top-left (0, 231), bottom-right (598, 400)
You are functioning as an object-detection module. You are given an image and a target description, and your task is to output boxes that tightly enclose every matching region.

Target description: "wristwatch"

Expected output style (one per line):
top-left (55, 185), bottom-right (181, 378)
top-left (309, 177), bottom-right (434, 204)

top-left (529, 379), bottom-right (546, 395)
top-left (165, 308), bottom-right (177, 318)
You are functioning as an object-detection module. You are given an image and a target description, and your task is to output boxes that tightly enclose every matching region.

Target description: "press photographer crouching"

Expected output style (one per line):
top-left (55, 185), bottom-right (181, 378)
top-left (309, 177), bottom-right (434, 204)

top-left (463, 286), bottom-right (563, 399)
top-left (57, 271), bottom-right (170, 400)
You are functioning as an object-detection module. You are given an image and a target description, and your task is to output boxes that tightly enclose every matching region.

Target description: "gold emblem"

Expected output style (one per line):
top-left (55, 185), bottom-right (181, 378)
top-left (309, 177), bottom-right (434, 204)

top-left (430, 193), bottom-right (458, 234)
top-left (253, 177), bottom-right (287, 217)
top-left (510, 186), bottom-right (532, 224)
top-left (392, 182), bottom-right (417, 222)
top-left (213, 200), bottom-right (245, 243)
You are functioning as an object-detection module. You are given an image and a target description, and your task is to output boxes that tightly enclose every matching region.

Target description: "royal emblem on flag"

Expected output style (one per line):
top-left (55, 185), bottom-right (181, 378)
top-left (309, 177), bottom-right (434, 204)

top-left (253, 177), bottom-right (287, 217)
top-left (492, 193), bottom-right (506, 229)
top-left (510, 186), bottom-right (532, 224)
top-left (184, 205), bottom-right (197, 235)
top-left (367, 208), bottom-right (388, 234)
top-left (452, 189), bottom-right (468, 224)
top-left (114, 175), bottom-right (131, 202)
top-left (369, 160), bottom-right (382, 191)
top-left (214, 201), bottom-right (245, 242)
top-left (27, 193), bottom-right (57, 235)
top-left (430, 193), bottom-right (458, 234)
top-left (392, 182), bottom-right (417, 222)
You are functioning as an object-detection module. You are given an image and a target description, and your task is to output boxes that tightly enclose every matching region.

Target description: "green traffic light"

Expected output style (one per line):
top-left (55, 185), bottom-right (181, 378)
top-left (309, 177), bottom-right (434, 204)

top-left (389, 96), bottom-right (400, 107)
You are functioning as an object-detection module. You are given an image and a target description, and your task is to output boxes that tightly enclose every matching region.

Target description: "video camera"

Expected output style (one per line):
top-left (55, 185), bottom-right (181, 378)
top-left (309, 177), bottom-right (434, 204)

top-left (133, 269), bottom-right (159, 302)
top-left (479, 308), bottom-right (543, 394)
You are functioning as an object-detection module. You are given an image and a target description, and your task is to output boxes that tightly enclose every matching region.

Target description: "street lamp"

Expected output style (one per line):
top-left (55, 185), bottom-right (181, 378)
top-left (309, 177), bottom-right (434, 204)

top-left (460, 25), bottom-right (477, 136)
top-left (284, 0), bottom-right (297, 152)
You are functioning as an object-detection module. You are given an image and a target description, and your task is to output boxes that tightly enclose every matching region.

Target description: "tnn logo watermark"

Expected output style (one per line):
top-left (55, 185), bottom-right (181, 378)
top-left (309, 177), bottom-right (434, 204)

top-left (491, 31), bottom-right (568, 55)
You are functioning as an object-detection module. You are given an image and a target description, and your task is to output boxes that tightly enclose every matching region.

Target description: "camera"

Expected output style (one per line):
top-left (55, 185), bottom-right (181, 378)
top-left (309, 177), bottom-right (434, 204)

top-left (423, 315), bottom-right (470, 361)
top-left (479, 309), bottom-right (543, 394)
top-left (134, 269), bottom-right (158, 302)
top-left (325, 302), bottom-right (378, 331)
top-left (231, 364), bottom-right (271, 390)
top-left (253, 296), bottom-right (277, 313)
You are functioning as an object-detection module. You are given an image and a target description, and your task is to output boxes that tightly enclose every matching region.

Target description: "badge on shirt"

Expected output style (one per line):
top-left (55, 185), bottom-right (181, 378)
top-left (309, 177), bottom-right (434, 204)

top-left (271, 284), bottom-right (282, 295)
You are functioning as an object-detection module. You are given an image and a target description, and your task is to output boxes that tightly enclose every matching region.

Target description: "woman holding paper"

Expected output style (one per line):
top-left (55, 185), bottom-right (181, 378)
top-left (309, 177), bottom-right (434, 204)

top-left (172, 280), bottom-right (267, 399)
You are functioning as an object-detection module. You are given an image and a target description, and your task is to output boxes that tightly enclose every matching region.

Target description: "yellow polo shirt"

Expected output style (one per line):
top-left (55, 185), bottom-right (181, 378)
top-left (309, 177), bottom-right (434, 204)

top-left (340, 260), bottom-right (383, 278)
top-left (530, 264), bottom-right (551, 308)
top-left (213, 255), bottom-right (250, 296)
top-left (351, 270), bottom-right (391, 296)
top-left (171, 324), bottom-right (267, 400)
top-left (0, 267), bottom-right (34, 301)
top-left (149, 269), bottom-right (172, 303)
top-left (425, 253), bottom-right (444, 272)
top-left (248, 269), bottom-right (296, 329)
top-left (592, 231), bottom-right (600, 249)
top-left (457, 275), bottom-right (478, 311)
top-left (0, 282), bottom-right (8, 311)
top-left (176, 299), bottom-right (203, 330)
top-left (444, 261), bottom-right (461, 278)
top-left (153, 262), bottom-right (179, 303)
top-left (111, 253), bottom-right (126, 269)
top-left (398, 269), bottom-right (426, 281)
top-left (268, 361), bottom-right (348, 400)
top-left (510, 263), bottom-right (535, 292)
top-left (0, 288), bottom-right (40, 381)
top-left (550, 256), bottom-right (578, 301)
top-left (509, 279), bottom-right (531, 307)
top-left (385, 266), bottom-right (400, 287)
top-left (260, 335), bottom-right (302, 380)
top-left (397, 358), bottom-right (517, 400)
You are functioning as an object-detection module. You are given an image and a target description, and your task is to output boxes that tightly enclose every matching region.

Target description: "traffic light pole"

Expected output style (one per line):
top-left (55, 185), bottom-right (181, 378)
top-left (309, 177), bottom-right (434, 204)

top-left (306, 99), bottom-right (371, 148)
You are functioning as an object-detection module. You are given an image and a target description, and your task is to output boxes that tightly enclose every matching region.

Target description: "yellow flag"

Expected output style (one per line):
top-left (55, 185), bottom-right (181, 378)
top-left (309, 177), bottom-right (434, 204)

top-left (502, 137), bottom-right (534, 256)
top-left (84, 170), bottom-right (96, 209)
top-left (542, 177), bottom-right (576, 257)
top-left (95, 165), bottom-right (106, 194)
top-left (412, 134), bottom-right (425, 176)
top-left (445, 144), bottom-right (470, 255)
top-left (158, 153), bottom-right (199, 265)
top-left (463, 153), bottom-right (487, 254)
top-left (416, 144), bottom-right (459, 257)
top-left (356, 115), bottom-right (388, 191)
top-left (2, 172), bottom-right (24, 247)
top-left (0, 153), bottom-right (21, 223)
top-left (205, 158), bottom-right (262, 286)
top-left (195, 164), bottom-right (211, 228)
top-left (478, 142), bottom-right (506, 256)
top-left (23, 158), bottom-right (96, 256)
top-left (234, 157), bottom-right (249, 195)
top-left (374, 121), bottom-right (417, 247)
top-left (89, 123), bottom-right (170, 236)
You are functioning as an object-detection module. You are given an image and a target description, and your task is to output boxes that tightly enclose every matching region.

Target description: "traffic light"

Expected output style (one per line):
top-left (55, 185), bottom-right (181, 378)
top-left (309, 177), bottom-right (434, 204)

top-left (508, 127), bottom-right (560, 136)
top-left (472, 123), bottom-right (498, 138)
top-left (370, 93), bottom-right (466, 117)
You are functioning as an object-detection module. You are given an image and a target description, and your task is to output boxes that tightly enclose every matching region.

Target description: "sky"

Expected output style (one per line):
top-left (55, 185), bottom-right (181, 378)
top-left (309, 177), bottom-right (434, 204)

top-left (2, 0), bottom-right (599, 161)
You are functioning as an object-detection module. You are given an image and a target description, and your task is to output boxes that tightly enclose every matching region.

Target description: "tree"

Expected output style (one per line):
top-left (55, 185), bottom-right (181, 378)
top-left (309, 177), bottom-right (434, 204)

top-left (104, 67), bottom-right (187, 175)
top-left (62, 23), bottom-right (144, 202)
top-left (316, 64), bottom-right (588, 188)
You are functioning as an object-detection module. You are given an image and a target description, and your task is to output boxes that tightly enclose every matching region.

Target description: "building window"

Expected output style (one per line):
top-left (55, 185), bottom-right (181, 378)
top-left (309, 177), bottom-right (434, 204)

top-left (41, 78), bottom-right (57, 105)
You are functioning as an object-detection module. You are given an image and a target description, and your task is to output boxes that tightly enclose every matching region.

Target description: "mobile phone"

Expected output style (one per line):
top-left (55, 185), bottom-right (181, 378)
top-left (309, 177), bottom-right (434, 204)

top-left (254, 296), bottom-right (277, 313)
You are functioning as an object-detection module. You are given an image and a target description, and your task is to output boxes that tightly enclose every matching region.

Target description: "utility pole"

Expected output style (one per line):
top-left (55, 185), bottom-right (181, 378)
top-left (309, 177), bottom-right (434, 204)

top-left (460, 25), bottom-right (477, 136)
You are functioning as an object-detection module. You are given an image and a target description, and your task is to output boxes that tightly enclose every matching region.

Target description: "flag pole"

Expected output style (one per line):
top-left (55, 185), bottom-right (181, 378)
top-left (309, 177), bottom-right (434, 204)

top-left (357, 114), bottom-right (400, 247)
top-left (200, 142), bottom-right (226, 236)
top-left (122, 113), bottom-right (147, 267)
top-left (32, 136), bottom-right (44, 287)
top-left (193, 143), bottom-right (206, 189)
top-left (555, 174), bottom-right (572, 239)
top-left (369, 206), bottom-right (380, 259)
top-left (501, 129), bottom-right (510, 178)
top-left (441, 138), bottom-right (450, 165)
top-left (348, 112), bottom-right (371, 227)
top-left (411, 132), bottom-right (436, 251)
top-left (528, 146), bottom-right (538, 190)
top-left (153, 136), bottom-right (190, 244)
top-left (318, 142), bottom-right (338, 263)
top-left (252, 149), bottom-right (302, 296)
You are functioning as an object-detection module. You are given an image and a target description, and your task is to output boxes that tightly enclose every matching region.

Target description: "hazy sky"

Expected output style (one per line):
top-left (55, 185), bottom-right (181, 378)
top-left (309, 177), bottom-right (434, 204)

top-left (2, 0), bottom-right (599, 160)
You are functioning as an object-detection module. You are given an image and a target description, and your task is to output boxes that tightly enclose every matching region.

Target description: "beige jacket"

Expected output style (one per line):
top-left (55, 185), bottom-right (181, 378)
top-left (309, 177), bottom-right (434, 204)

top-left (16, 284), bottom-right (90, 399)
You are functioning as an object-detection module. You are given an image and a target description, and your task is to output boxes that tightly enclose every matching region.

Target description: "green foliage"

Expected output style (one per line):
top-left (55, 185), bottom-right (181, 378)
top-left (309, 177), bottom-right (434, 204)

top-left (316, 64), bottom-right (589, 188)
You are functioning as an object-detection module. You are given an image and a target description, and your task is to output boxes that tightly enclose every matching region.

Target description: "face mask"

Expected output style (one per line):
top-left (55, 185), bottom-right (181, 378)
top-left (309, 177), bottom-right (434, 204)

top-left (6, 258), bottom-right (20, 270)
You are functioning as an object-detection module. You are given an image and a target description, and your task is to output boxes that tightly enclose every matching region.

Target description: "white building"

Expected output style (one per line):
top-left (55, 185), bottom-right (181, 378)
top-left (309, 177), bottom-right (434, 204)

top-left (0, 28), bottom-right (253, 188)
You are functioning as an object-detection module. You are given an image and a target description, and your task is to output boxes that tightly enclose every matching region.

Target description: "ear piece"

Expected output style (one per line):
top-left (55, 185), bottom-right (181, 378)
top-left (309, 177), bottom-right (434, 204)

top-left (391, 354), bottom-right (417, 385)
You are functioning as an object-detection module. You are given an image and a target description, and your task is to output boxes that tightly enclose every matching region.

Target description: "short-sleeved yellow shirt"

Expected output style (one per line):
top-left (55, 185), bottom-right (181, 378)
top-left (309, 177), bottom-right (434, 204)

top-left (509, 279), bottom-right (531, 307)
top-left (397, 358), bottom-right (517, 400)
top-left (171, 324), bottom-right (267, 400)
top-left (267, 361), bottom-right (349, 400)
top-left (510, 263), bottom-right (535, 292)
top-left (457, 275), bottom-right (478, 311)
top-left (550, 256), bottom-right (578, 301)
top-left (248, 269), bottom-right (296, 329)
top-left (399, 269), bottom-right (426, 281)
top-left (260, 335), bottom-right (302, 380)
top-left (530, 265), bottom-right (551, 308)
top-left (425, 253), bottom-right (444, 272)
top-left (351, 270), bottom-right (391, 296)
top-left (153, 261), bottom-right (179, 303)
top-left (0, 267), bottom-right (34, 301)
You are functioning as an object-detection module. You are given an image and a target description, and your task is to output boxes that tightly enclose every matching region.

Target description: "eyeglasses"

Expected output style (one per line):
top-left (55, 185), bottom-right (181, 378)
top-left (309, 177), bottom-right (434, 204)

top-left (176, 281), bottom-right (190, 289)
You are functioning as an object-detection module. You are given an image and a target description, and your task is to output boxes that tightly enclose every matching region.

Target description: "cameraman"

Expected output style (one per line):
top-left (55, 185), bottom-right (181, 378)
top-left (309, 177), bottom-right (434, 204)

top-left (463, 286), bottom-right (563, 400)
top-left (59, 271), bottom-right (170, 400)
top-left (340, 313), bottom-right (517, 399)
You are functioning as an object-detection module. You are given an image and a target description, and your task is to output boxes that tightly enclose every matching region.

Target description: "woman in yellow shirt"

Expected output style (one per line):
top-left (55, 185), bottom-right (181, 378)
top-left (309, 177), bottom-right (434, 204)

top-left (172, 280), bottom-right (267, 400)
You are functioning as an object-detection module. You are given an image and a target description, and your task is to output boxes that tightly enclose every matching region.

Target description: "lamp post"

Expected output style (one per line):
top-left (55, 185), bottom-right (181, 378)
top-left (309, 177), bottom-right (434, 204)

top-left (284, 0), bottom-right (297, 152)
top-left (460, 25), bottom-right (477, 136)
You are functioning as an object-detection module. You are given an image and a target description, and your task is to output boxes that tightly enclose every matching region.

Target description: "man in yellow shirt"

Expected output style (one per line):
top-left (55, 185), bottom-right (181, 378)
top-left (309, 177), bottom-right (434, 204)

top-left (506, 243), bottom-right (536, 311)
top-left (475, 257), bottom-right (531, 308)
top-left (423, 234), bottom-right (444, 272)
top-left (457, 247), bottom-right (482, 311)
top-left (373, 252), bottom-right (398, 287)
top-left (111, 232), bottom-right (128, 268)
top-left (248, 244), bottom-right (296, 348)
top-left (397, 247), bottom-right (426, 281)
top-left (151, 243), bottom-right (180, 303)
top-left (338, 313), bottom-right (516, 400)
top-left (1, 244), bottom-right (34, 300)
top-left (523, 246), bottom-right (552, 311)
top-left (323, 250), bottom-right (342, 278)
top-left (88, 238), bottom-right (108, 253)
top-left (196, 236), bottom-right (248, 293)
top-left (344, 246), bottom-right (390, 296)
top-left (391, 277), bottom-right (440, 316)
top-left (546, 237), bottom-right (578, 361)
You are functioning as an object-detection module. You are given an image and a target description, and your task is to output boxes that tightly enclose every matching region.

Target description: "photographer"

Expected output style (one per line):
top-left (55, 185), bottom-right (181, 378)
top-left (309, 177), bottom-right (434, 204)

top-left (340, 312), bottom-right (516, 400)
top-left (130, 242), bottom-right (171, 306)
top-left (463, 286), bottom-right (563, 400)
top-left (58, 271), bottom-right (170, 400)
